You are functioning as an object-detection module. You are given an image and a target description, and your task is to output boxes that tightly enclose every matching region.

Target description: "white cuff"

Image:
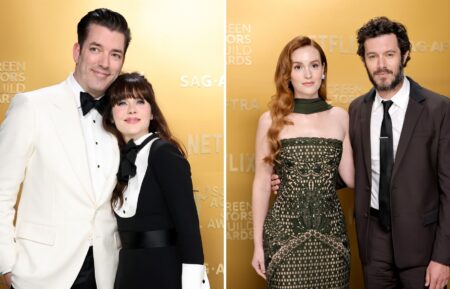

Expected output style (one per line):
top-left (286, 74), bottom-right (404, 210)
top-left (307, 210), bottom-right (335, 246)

top-left (182, 264), bottom-right (210, 289)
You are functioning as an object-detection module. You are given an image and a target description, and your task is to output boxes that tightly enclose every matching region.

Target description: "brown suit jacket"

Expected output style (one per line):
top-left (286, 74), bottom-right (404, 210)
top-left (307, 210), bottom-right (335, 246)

top-left (349, 77), bottom-right (450, 268)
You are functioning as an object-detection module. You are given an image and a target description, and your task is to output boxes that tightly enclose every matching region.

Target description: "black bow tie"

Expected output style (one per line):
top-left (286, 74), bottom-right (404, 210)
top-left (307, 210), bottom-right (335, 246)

top-left (117, 134), bottom-right (158, 182)
top-left (80, 91), bottom-right (107, 115)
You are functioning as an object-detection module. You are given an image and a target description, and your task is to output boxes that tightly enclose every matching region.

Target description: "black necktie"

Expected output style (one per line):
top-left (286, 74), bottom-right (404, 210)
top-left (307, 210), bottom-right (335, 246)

top-left (80, 92), bottom-right (107, 115)
top-left (117, 134), bottom-right (158, 182)
top-left (379, 100), bottom-right (394, 231)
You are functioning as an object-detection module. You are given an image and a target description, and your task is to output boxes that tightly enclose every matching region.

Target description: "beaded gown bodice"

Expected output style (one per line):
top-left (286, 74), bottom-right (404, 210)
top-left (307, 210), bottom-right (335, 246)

top-left (263, 137), bottom-right (350, 289)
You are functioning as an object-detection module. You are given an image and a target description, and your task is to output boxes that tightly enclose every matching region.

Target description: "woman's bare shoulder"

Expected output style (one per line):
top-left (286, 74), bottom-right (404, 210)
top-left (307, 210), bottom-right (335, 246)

top-left (258, 111), bottom-right (272, 127)
top-left (329, 106), bottom-right (349, 123)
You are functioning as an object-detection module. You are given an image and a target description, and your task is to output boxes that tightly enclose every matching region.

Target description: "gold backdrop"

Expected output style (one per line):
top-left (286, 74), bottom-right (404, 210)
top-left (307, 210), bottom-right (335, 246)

top-left (0, 1), bottom-right (224, 289)
top-left (226, 0), bottom-right (450, 288)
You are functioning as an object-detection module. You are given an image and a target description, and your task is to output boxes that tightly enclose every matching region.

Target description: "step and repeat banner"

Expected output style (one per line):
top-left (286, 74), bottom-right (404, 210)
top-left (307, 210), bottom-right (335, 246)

top-left (227, 0), bottom-right (449, 288)
top-left (0, 1), bottom-right (223, 288)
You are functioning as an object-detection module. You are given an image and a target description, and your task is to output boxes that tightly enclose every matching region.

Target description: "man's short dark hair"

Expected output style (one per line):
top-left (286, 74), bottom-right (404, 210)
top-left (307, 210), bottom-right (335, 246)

top-left (77, 8), bottom-right (132, 54)
top-left (357, 16), bottom-right (411, 67)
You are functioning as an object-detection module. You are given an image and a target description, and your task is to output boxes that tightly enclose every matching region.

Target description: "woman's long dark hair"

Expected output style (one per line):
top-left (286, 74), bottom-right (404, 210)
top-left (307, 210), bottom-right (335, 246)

top-left (103, 72), bottom-right (186, 208)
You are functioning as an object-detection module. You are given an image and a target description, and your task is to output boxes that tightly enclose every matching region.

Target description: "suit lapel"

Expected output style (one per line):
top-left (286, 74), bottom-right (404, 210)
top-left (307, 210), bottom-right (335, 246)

top-left (392, 79), bottom-right (425, 181)
top-left (361, 90), bottom-right (375, 183)
top-left (49, 80), bottom-right (96, 205)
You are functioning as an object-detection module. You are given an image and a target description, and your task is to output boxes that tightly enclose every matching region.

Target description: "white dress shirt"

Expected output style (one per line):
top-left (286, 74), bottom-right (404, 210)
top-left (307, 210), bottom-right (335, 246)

top-left (370, 77), bottom-right (410, 209)
top-left (68, 74), bottom-right (116, 202)
top-left (114, 133), bottom-right (158, 217)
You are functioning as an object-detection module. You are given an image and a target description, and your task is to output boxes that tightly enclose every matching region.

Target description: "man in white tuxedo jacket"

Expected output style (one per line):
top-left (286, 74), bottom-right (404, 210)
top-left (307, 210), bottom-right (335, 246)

top-left (0, 8), bottom-right (131, 289)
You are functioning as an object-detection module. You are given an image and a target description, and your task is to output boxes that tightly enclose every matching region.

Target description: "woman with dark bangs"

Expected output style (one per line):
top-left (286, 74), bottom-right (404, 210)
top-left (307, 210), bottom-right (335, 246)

top-left (251, 36), bottom-right (354, 288)
top-left (103, 72), bottom-right (209, 289)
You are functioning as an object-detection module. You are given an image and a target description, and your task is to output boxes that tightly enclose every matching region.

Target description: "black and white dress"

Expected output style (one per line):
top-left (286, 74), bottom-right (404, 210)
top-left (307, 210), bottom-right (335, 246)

top-left (113, 133), bottom-right (208, 289)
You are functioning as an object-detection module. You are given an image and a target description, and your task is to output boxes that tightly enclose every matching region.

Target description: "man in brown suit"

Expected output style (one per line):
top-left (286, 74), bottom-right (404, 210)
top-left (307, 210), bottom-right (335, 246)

top-left (272, 17), bottom-right (450, 289)
top-left (349, 17), bottom-right (449, 289)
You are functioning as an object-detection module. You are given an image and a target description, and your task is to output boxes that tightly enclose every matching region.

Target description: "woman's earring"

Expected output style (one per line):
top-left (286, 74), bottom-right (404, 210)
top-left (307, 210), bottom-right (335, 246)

top-left (321, 74), bottom-right (325, 80)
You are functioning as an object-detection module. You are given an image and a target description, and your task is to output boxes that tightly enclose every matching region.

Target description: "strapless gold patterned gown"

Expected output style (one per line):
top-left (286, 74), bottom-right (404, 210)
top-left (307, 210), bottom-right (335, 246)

top-left (263, 137), bottom-right (350, 289)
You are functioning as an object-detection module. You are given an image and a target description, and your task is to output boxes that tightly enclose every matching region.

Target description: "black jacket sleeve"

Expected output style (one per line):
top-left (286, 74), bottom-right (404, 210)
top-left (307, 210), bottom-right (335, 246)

top-left (150, 140), bottom-right (204, 264)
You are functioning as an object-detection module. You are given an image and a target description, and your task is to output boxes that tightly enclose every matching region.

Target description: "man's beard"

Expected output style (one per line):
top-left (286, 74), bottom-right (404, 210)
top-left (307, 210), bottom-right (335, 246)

top-left (366, 62), bottom-right (404, 92)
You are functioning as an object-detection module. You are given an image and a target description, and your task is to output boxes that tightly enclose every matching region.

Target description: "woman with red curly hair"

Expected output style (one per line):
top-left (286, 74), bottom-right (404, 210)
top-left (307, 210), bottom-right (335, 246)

top-left (251, 36), bottom-right (354, 288)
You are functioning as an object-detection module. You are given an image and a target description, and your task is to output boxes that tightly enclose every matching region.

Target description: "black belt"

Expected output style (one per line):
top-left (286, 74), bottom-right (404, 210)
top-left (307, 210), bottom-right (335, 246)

top-left (119, 229), bottom-right (176, 249)
top-left (370, 207), bottom-right (380, 217)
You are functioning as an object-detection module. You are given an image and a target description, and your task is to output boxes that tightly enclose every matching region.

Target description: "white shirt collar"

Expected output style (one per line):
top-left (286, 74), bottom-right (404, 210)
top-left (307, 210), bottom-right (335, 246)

top-left (68, 73), bottom-right (84, 107)
top-left (68, 73), bottom-right (105, 108)
top-left (133, 132), bottom-right (154, 145)
top-left (373, 76), bottom-right (410, 110)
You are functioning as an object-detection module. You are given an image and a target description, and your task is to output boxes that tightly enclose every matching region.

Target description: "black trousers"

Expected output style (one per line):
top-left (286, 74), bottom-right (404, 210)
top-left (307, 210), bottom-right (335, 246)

top-left (363, 212), bottom-right (447, 289)
top-left (71, 246), bottom-right (97, 289)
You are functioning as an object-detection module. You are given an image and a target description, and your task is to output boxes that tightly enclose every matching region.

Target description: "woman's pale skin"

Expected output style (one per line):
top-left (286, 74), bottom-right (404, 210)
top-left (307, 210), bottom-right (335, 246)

top-left (251, 45), bottom-right (355, 279)
top-left (112, 97), bottom-right (153, 142)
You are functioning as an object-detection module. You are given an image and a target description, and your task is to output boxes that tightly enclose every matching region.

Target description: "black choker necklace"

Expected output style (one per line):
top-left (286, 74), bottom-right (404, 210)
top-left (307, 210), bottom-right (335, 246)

top-left (293, 98), bottom-right (332, 114)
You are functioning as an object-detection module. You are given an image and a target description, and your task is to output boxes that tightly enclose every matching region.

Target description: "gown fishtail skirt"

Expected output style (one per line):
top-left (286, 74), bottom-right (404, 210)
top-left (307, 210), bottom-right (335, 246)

top-left (263, 137), bottom-right (350, 289)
